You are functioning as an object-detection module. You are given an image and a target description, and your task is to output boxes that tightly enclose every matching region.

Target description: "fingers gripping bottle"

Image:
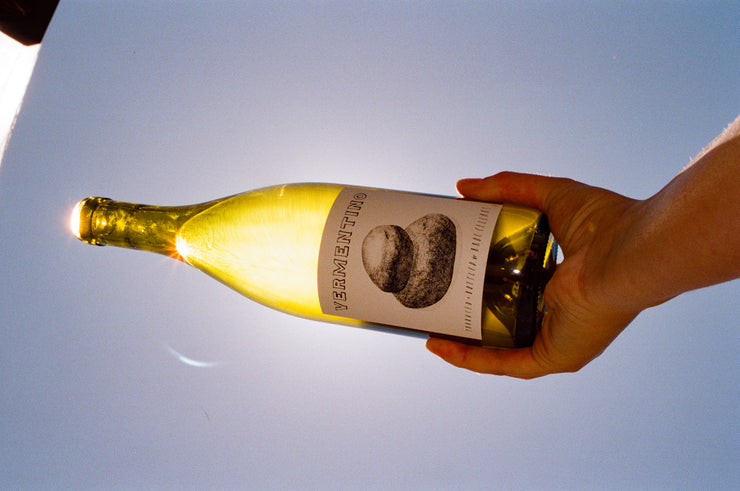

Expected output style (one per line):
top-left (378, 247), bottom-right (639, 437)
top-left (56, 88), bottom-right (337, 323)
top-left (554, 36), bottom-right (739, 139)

top-left (72, 183), bottom-right (557, 348)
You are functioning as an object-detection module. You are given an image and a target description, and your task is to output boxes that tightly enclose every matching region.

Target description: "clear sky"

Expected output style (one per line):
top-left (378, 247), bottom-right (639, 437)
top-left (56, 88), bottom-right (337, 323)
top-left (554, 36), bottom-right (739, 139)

top-left (1, 1), bottom-right (738, 489)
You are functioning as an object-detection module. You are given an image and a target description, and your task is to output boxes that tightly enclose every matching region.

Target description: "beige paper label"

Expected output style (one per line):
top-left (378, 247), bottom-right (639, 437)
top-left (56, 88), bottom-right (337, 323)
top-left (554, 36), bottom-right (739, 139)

top-left (318, 187), bottom-right (499, 340)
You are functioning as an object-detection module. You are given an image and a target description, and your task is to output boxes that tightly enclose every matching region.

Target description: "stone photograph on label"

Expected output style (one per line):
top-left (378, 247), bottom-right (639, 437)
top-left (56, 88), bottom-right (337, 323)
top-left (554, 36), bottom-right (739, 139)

top-left (361, 214), bottom-right (456, 309)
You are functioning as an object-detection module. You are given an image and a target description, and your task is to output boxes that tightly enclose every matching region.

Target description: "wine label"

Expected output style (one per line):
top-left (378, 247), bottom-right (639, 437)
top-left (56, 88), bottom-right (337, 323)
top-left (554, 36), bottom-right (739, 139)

top-left (318, 187), bottom-right (500, 340)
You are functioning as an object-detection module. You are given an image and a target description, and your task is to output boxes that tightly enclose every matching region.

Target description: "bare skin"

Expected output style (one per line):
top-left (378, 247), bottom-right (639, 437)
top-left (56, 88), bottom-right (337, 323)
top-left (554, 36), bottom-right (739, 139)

top-left (427, 116), bottom-right (740, 378)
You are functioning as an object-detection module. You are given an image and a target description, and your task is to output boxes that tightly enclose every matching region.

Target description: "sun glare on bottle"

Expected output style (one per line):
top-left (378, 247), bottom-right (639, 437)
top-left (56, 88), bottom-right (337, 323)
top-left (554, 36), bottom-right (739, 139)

top-left (175, 235), bottom-right (192, 262)
top-left (70, 200), bottom-right (84, 240)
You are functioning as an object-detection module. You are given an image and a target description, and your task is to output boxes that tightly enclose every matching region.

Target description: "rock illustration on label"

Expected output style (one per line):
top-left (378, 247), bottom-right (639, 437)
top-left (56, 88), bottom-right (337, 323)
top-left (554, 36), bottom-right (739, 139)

top-left (361, 214), bottom-right (456, 308)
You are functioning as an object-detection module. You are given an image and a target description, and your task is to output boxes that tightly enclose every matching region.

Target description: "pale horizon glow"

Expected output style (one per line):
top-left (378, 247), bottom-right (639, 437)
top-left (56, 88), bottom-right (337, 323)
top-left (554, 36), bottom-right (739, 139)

top-left (0, 32), bottom-right (39, 165)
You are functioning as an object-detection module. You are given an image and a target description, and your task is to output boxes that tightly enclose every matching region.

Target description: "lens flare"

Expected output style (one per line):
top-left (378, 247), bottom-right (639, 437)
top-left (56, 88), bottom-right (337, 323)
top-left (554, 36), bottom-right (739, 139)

top-left (164, 344), bottom-right (221, 368)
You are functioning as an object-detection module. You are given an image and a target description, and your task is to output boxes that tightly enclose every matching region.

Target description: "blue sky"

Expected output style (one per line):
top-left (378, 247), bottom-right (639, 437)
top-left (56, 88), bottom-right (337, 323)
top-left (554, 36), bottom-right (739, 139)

top-left (1, 1), bottom-right (738, 489)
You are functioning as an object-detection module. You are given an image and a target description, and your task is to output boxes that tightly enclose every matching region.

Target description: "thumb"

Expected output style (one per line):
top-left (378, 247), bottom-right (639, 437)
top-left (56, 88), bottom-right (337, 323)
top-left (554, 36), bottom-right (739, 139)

top-left (457, 172), bottom-right (578, 214)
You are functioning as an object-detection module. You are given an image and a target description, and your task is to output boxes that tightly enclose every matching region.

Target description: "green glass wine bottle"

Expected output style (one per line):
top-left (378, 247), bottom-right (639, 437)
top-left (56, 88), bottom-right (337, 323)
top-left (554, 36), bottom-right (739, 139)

top-left (72, 183), bottom-right (556, 348)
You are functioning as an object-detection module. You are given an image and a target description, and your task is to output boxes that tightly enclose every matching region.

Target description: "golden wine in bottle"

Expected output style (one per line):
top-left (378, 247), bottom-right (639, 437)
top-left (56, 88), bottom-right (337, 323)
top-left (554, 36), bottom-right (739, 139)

top-left (72, 183), bottom-right (557, 348)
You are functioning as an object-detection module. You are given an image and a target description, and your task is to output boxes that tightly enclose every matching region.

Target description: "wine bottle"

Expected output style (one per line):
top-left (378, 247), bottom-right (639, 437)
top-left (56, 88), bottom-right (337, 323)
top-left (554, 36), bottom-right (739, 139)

top-left (71, 183), bottom-right (557, 348)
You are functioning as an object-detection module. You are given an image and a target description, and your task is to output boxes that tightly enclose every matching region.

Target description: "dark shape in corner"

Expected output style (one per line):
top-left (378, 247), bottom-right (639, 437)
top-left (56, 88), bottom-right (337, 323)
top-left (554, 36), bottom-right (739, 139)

top-left (0, 0), bottom-right (59, 45)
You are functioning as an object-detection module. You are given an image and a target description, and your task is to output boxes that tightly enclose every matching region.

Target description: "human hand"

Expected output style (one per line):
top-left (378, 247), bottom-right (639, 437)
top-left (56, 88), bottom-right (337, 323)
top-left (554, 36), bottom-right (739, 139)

top-left (428, 118), bottom-right (739, 378)
top-left (427, 172), bottom-right (646, 378)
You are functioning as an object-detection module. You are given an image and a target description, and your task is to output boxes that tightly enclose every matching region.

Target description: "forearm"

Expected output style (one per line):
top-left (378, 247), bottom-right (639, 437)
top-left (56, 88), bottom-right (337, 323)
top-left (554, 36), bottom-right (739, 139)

top-left (611, 116), bottom-right (740, 310)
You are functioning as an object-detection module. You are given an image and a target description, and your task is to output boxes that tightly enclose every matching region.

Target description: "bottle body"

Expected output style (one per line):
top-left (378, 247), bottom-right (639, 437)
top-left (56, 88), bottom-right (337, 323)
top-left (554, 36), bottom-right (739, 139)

top-left (73, 183), bottom-right (556, 348)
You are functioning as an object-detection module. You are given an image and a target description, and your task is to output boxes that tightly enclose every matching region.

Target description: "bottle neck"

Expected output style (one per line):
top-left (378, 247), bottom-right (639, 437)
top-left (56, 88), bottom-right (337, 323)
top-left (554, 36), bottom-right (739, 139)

top-left (72, 197), bottom-right (210, 258)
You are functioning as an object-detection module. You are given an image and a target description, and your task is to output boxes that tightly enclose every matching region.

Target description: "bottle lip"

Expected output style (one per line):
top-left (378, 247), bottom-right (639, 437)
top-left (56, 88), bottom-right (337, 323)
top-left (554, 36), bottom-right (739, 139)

top-left (71, 197), bottom-right (110, 245)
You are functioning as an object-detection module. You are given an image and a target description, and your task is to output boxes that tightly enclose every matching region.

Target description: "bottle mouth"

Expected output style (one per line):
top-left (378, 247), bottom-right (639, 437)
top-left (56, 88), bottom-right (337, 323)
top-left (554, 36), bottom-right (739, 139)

top-left (70, 197), bottom-right (110, 245)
